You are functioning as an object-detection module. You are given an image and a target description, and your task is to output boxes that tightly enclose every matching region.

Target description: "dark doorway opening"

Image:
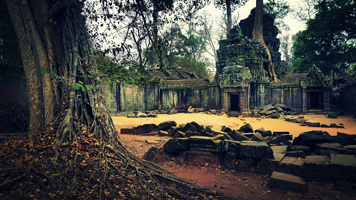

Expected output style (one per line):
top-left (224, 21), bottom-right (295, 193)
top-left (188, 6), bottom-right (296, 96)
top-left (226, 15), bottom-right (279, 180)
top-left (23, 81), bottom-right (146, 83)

top-left (308, 92), bottom-right (323, 109)
top-left (230, 94), bottom-right (240, 111)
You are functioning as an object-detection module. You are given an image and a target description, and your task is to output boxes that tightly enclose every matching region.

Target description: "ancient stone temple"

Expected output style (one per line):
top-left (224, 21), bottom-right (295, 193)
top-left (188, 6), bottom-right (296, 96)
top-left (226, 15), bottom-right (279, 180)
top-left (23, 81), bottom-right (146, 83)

top-left (216, 25), bottom-right (270, 115)
top-left (104, 24), bottom-right (335, 115)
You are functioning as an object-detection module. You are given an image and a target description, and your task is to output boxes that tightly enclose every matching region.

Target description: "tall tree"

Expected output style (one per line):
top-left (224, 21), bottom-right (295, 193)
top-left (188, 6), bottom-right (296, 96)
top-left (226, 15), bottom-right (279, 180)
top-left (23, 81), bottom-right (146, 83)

top-left (292, 0), bottom-right (356, 74)
top-left (1, 0), bottom-right (227, 199)
top-left (214, 0), bottom-right (248, 36)
top-left (252, 0), bottom-right (278, 82)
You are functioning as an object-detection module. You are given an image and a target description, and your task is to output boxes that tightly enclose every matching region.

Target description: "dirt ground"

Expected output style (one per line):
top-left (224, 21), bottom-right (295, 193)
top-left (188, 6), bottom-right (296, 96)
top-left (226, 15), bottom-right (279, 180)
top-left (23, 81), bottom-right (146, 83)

top-left (113, 113), bottom-right (356, 200)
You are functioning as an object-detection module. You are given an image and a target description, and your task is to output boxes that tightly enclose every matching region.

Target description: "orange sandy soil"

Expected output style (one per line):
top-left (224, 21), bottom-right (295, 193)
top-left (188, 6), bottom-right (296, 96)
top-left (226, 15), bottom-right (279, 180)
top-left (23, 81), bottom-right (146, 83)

top-left (113, 113), bottom-right (356, 200)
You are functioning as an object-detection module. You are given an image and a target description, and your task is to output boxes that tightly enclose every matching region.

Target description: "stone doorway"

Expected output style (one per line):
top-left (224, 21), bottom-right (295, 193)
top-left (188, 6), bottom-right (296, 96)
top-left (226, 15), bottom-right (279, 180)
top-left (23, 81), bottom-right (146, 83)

top-left (307, 92), bottom-right (324, 110)
top-left (229, 93), bottom-right (240, 112)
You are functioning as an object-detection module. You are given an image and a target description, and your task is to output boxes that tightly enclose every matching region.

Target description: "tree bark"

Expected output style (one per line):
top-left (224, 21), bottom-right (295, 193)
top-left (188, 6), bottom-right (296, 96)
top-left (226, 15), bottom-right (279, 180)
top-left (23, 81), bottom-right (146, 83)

top-left (252, 0), bottom-right (278, 82)
top-left (226, 0), bottom-right (232, 37)
top-left (6, 0), bottom-right (45, 134)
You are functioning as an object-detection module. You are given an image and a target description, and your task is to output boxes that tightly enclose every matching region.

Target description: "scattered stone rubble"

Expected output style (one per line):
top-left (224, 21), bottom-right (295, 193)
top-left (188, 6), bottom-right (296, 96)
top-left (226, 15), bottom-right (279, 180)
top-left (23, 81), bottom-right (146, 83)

top-left (256, 104), bottom-right (292, 118)
top-left (132, 121), bottom-right (356, 193)
top-left (126, 107), bottom-right (223, 118)
top-left (284, 115), bottom-right (345, 128)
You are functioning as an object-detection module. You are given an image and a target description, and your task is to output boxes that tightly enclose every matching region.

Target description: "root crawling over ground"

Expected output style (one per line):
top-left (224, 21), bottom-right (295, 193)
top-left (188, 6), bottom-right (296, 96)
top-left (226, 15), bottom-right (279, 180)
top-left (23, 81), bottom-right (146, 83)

top-left (0, 124), bottom-right (232, 199)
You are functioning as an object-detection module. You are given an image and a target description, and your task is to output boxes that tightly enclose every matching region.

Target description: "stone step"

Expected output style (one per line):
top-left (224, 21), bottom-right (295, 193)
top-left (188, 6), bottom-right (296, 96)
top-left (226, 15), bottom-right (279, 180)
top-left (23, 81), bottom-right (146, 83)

top-left (269, 171), bottom-right (308, 193)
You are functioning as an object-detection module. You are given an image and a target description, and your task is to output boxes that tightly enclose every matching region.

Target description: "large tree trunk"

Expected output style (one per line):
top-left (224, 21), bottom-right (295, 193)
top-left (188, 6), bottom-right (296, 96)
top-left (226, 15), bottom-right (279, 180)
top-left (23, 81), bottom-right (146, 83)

top-left (226, 0), bottom-right (232, 36)
top-left (252, 0), bottom-right (278, 82)
top-left (2, 0), bottom-right (228, 199)
top-left (6, 0), bottom-right (45, 134)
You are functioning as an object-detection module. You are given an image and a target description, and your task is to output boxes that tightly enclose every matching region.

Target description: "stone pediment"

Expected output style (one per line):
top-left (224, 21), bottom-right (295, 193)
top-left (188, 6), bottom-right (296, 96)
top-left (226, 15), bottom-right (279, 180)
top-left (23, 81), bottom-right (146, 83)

top-left (301, 65), bottom-right (332, 88)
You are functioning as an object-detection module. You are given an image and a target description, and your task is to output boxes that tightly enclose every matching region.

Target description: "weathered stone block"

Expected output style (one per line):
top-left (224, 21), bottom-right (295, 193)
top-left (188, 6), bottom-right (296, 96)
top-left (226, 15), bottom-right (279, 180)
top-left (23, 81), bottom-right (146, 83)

top-left (236, 158), bottom-right (257, 172)
top-left (159, 120), bottom-right (177, 130)
top-left (238, 123), bottom-right (253, 133)
top-left (288, 145), bottom-right (311, 156)
top-left (172, 130), bottom-right (186, 138)
top-left (306, 121), bottom-right (320, 127)
top-left (223, 152), bottom-right (237, 169)
top-left (251, 132), bottom-right (264, 141)
top-left (163, 138), bottom-right (190, 153)
top-left (273, 131), bottom-right (290, 137)
top-left (189, 136), bottom-right (222, 152)
top-left (285, 150), bottom-right (306, 158)
top-left (269, 171), bottom-right (308, 193)
top-left (269, 134), bottom-right (293, 145)
top-left (223, 140), bottom-right (241, 153)
top-left (158, 130), bottom-right (168, 136)
top-left (239, 141), bottom-right (273, 159)
top-left (132, 124), bottom-right (160, 135)
top-left (228, 130), bottom-right (250, 141)
top-left (330, 153), bottom-right (356, 182)
top-left (120, 128), bottom-right (133, 134)
top-left (279, 156), bottom-right (304, 176)
top-left (302, 156), bottom-right (330, 182)
top-left (293, 130), bottom-right (332, 146)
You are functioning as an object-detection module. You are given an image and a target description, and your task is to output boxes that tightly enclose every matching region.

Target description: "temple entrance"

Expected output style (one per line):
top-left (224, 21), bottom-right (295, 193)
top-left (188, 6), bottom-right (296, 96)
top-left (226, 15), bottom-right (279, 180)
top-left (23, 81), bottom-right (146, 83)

top-left (308, 92), bottom-right (323, 109)
top-left (229, 94), bottom-right (240, 112)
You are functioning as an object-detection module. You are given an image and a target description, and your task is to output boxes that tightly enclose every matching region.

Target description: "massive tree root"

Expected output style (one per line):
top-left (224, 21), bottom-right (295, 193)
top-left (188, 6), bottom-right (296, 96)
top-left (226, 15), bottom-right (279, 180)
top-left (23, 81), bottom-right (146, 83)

top-left (0, 120), bottom-right (232, 199)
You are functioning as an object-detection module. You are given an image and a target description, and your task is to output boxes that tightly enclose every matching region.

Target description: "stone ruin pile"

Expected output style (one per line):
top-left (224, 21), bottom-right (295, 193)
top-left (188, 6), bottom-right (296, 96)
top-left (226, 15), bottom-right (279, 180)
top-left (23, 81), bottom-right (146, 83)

top-left (256, 103), bottom-right (292, 118)
top-left (126, 121), bottom-right (356, 193)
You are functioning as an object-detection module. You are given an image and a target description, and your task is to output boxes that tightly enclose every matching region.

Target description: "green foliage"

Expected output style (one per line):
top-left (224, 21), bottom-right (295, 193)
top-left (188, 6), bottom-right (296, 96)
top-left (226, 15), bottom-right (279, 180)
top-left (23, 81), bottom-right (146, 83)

top-left (264, 0), bottom-right (291, 31)
top-left (144, 23), bottom-right (213, 80)
top-left (95, 52), bottom-right (160, 87)
top-left (292, 0), bottom-right (356, 74)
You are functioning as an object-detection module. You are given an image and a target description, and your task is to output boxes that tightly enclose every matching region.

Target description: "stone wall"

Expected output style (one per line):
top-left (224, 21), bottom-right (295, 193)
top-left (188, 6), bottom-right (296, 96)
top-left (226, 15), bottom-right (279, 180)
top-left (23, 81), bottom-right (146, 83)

top-left (160, 85), bottom-right (221, 111)
top-left (116, 83), bottom-right (160, 112)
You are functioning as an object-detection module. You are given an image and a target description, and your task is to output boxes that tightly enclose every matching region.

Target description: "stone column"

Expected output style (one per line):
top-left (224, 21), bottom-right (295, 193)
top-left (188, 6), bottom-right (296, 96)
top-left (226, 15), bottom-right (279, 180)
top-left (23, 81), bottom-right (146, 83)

top-left (302, 87), bottom-right (307, 113)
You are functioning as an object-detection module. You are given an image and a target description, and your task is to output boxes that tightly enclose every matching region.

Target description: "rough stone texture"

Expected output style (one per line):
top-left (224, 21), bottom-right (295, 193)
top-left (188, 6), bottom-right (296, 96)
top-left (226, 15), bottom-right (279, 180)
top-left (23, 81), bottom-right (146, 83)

top-left (288, 145), bottom-right (311, 156)
top-left (251, 132), bottom-right (264, 141)
top-left (159, 121), bottom-right (177, 130)
top-left (158, 130), bottom-right (168, 136)
top-left (223, 152), bottom-right (238, 169)
top-left (269, 171), bottom-right (308, 193)
top-left (306, 121), bottom-right (320, 127)
top-left (330, 153), bottom-right (356, 182)
top-left (238, 123), bottom-right (254, 133)
top-left (132, 124), bottom-right (160, 135)
top-left (285, 150), bottom-right (306, 158)
top-left (236, 158), bottom-right (258, 172)
top-left (143, 147), bottom-right (168, 163)
top-left (163, 138), bottom-right (189, 153)
top-left (189, 136), bottom-right (221, 152)
top-left (255, 127), bottom-right (272, 137)
top-left (228, 130), bottom-right (250, 141)
top-left (120, 128), bottom-right (133, 134)
top-left (224, 140), bottom-right (241, 153)
top-left (293, 130), bottom-right (332, 146)
top-left (256, 145), bottom-right (287, 175)
top-left (239, 141), bottom-right (273, 159)
top-left (269, 134), bottom-right (293, 145)
top-left (315, 143), bottom-right (352, 154)
top-left (302, 156), bottom-right (330, 182)
top-left (256, 153), bottom-right (284, 174)
top-left (187, 150), bottom-right (220, 168)
top-left (273, 131), bottom-right (290, 137)
top-left (172, 131), bottom-right (186, 138)
top-left (279, 156), bottom-right (305, 176)
top-left (344, 145), bottom-right (356, 155)
top-left (330, 135), bottom-right (356, 145)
